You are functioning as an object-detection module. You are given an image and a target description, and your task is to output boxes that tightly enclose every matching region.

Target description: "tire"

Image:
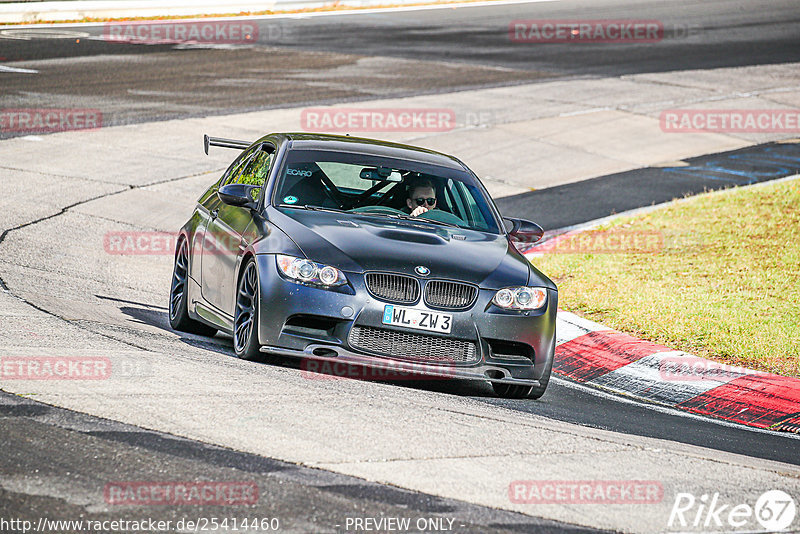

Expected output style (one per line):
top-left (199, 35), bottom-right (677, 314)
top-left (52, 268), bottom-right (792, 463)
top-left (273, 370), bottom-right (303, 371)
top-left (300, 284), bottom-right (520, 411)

top-left (169, 238), bottom-right (218, 337)
top-left (492, 357), bottom-right (553, 400)
top-left (491, 382), bottom-right (534, 399)
top-left (527, 357), bottom-right (553, 400)
top-left (233, 258), bottom-right (263, 361)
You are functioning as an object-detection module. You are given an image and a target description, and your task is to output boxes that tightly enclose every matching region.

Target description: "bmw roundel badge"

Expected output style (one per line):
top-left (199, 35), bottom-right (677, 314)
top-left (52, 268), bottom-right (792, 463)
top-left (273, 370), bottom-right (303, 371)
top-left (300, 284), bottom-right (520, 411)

top-left (415, 266), bottom-right (430, 276)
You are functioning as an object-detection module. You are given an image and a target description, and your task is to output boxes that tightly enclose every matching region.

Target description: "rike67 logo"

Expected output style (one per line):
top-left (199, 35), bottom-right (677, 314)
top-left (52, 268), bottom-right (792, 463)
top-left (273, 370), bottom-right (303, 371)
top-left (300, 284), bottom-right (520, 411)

top-left (668, 490), bottom-right (796, 532)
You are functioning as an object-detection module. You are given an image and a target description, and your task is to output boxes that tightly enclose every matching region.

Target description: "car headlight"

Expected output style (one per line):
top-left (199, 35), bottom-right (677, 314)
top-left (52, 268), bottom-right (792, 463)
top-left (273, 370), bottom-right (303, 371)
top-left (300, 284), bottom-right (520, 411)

top-left (492, 287), bottom-right (547, 310)
top-left (276, 255), bottom-right (347, 287)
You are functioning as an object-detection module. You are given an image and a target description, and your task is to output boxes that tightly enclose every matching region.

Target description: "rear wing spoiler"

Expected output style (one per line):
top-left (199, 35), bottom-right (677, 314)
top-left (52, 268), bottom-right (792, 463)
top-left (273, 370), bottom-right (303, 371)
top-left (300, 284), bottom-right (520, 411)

top-left (204, 134), bottom-right (251, 155)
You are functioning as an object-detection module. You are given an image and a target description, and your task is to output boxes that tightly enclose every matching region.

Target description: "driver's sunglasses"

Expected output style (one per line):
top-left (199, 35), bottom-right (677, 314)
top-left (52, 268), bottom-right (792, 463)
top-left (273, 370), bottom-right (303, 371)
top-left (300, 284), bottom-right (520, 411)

top-left (414, 197), bottom-right (436, 207)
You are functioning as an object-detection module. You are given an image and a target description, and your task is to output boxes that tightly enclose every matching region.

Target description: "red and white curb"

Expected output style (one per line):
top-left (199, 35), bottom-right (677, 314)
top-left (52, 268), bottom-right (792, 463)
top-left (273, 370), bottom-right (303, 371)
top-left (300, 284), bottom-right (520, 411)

top-left (532, 175), bottom-right (800, 434)
top-left (552, 312), bottom-right (800, 433)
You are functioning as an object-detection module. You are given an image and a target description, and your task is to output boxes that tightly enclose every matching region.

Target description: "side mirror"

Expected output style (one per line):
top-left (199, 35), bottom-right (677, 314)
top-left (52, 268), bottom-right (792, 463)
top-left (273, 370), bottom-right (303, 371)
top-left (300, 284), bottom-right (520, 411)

top-left (503, 217), bottom-right (544, 246)
top-left (218, 183), bottom-right (260, 209)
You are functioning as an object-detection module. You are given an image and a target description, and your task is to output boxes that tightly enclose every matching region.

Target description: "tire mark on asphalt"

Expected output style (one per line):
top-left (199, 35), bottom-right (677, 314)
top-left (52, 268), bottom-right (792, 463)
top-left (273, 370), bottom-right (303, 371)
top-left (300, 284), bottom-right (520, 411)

top-left (0, 391), bottom-right (603, 533)
top-left (0, 167), bottom-right (225, 352)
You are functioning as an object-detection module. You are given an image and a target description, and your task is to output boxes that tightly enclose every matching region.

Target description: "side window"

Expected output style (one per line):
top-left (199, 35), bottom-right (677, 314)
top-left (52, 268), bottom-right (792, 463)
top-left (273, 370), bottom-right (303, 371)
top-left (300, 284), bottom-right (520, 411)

top-left (221, 150), bottom-right (252, 187)
top-left (228, 149), bottom-right (271, 187)
top-left (454, 181), bottom-right (490, 230)
top-left (233, 150), bottom-right (272, 187)
top-left (225, 148), bottom-right (272, 202)
top-left (200, 151), bottom-right (251, 203)
top-left (446, 179), bottom-right (468, 219)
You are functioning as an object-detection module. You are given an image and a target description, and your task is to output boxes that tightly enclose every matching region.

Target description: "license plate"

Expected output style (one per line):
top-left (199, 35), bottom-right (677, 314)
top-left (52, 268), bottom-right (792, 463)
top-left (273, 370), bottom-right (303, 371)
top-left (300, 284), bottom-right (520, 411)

top-left (382, 305), bottom-right (452, 334)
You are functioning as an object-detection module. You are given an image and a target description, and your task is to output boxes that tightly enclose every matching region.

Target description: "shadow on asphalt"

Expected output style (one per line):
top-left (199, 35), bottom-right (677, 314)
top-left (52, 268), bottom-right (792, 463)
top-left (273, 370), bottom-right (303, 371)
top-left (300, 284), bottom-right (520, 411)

top-left (496, 141), bottom-right (800, 230)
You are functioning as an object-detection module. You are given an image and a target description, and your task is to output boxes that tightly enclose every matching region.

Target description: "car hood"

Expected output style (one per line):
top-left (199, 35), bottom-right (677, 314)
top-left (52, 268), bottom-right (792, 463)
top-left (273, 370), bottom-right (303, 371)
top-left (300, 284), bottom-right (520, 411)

top-left (268, 208), bottom-right (553, 289)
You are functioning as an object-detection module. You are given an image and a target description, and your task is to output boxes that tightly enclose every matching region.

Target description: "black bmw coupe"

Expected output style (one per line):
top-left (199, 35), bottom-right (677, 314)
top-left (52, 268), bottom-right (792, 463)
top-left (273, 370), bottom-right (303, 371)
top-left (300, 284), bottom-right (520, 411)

top-left (169, 133), bottom-right (557, 398)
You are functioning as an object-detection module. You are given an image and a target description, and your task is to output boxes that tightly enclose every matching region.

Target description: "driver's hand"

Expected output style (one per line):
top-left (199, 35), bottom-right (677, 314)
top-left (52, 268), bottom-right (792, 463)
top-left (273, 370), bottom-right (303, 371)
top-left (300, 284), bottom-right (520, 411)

top-left (410, 206), bottom-right (428, 217)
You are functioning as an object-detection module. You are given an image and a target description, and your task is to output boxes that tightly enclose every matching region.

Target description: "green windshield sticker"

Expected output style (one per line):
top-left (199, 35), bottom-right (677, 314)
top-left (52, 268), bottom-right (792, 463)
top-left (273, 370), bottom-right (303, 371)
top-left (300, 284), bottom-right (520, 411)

top-left (283, 195), bottom-right (298, 204)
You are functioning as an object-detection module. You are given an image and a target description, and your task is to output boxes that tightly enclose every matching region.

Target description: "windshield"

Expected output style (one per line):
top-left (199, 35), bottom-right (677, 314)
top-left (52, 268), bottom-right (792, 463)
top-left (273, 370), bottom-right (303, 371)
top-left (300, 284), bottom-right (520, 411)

top-left (272, 149), bottom-right (501, 233)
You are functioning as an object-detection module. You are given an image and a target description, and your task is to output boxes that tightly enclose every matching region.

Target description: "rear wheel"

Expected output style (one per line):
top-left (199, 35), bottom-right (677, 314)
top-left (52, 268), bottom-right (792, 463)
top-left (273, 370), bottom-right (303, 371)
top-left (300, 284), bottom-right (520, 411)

top-left (169, 238), bottom-right (217, 337)
top-left (233, 259), bottom-right (263, 361)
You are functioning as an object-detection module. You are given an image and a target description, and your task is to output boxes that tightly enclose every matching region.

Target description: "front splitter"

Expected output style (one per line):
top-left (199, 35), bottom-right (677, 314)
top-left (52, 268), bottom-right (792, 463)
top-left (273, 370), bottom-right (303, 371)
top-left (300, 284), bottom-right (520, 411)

top-left (260, 343), bottom-right (542, 386)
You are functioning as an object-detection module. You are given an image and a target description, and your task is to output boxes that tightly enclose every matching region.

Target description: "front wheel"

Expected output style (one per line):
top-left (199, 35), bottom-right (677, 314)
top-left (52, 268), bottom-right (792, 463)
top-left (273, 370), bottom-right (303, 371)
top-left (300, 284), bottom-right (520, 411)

top-left (169, 238), bottom-right (217, 337)
top-left (492, 358), bottom-right (552, 399)
top-left (233, 259), bottom-right (263, 361)
top-left (527, 357), bottom-right (552, 400)
top-left (492, 383), bottom-right (534, 399)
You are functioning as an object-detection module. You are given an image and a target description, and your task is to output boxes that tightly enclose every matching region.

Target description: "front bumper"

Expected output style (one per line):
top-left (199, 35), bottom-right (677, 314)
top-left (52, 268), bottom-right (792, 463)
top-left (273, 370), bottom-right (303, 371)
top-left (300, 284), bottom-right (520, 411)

top-left (254, 254), bottom-right (557, 384)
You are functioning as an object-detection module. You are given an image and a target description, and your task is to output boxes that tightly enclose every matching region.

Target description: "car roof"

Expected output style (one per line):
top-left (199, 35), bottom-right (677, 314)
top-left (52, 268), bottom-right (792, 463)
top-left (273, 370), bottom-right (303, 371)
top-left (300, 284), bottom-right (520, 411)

top-left (265, 133), bottom-right (468, 171)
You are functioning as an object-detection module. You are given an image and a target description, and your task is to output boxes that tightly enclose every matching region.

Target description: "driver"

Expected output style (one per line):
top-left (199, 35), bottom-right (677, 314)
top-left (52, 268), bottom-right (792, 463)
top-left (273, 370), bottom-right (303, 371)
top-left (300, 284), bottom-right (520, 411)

top-left (405, 177), bottom-right (437, 217)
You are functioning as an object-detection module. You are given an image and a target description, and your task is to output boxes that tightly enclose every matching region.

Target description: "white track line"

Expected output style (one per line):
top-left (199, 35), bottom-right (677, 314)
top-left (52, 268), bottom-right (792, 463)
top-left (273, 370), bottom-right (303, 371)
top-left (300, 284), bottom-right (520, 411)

top-left (0, 65), bottom-right (38, 73)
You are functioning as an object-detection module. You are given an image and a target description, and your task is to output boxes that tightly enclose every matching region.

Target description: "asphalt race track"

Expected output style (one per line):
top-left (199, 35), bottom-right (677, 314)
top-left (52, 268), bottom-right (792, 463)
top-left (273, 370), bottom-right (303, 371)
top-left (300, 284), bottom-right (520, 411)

top-left (496, 141), bottom-right (800, 229)
top-left (2, 0), bottom-right (800, 532)
top-left (0, 392), bottom-right (597, 534)
top-left (1, 0), bottom-right (799, 132)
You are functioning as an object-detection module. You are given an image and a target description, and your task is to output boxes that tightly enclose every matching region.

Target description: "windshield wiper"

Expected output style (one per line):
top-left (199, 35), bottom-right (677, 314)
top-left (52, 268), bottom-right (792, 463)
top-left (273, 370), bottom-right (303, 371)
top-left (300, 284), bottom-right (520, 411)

top-left (382, 213), bottom-right (463, 229)
top-left (279, 204), bottom-right (347, 214)
top-left (419, 218), bottom-right (462, 229)
top-left (285, 205), bottom-right (463, 229)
